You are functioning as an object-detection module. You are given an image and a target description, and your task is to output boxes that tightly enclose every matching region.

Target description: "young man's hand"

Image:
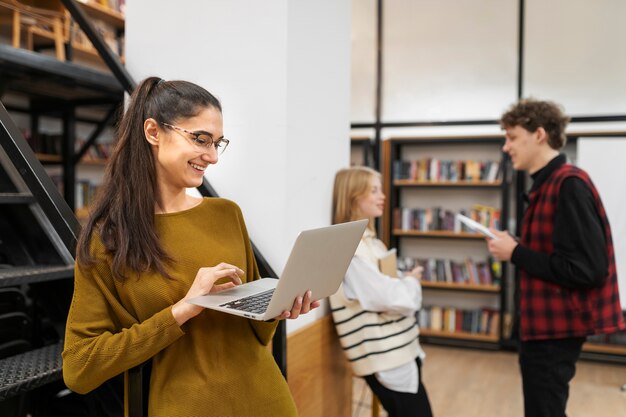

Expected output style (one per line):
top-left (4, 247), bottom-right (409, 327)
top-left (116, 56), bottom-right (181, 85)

top-left (487, 229), bottom-right (519, 261)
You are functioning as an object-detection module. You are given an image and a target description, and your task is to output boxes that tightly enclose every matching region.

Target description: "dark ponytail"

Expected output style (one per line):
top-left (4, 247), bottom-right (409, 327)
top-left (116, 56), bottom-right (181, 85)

top-left (77, 77), bottom-right (222, 281)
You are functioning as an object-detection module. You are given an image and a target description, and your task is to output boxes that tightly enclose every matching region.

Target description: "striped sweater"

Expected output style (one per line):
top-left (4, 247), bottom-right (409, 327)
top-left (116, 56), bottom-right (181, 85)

top-left (330, 229), bottom-right (423, 376)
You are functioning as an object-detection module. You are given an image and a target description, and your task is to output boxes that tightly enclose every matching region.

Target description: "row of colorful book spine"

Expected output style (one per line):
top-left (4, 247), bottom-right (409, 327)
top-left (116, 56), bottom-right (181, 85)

top-left (394, 206), bottom-right (500, 232)
top-left (399, 257), bottom-right (502, 286)
top-left (393, 158), bottom-right (501, 182)
top-left (418, 306), bottom-right (500, 336)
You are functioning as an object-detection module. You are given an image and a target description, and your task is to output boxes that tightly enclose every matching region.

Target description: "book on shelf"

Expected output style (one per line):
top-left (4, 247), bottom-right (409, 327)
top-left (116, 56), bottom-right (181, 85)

top-left (419, 306), bottom-right (500, 336)
top-left (393, 158), bottom-right (501, 182)
top-left (24, 131), bottom-right (63, 155)
top-left (394, 205), bottom-right (500, 233)
top-left (399, 256), bottom-right (502, 286)
top-left (75, 180), bottom-right (101, 210)
top-left (429, 306), bottom-right (442, 331)
top-left (80, 0), bottom-right (126, 13)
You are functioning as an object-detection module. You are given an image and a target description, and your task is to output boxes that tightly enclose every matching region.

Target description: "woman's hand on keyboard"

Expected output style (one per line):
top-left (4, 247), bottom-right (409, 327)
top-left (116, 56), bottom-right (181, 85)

top-left (274, 290), bottom-right (321, 320)
top-left (172, 263), bottom-right (244, 325)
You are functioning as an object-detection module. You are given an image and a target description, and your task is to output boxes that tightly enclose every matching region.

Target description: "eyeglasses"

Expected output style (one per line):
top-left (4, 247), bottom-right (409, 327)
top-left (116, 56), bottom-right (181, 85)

top-left (159, 122), bottom-right (229, 154)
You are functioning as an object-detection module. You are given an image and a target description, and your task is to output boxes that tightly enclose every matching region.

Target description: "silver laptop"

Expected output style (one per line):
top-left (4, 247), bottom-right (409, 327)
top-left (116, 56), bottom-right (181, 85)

top-left (187, 219), bottom-right (368, 320)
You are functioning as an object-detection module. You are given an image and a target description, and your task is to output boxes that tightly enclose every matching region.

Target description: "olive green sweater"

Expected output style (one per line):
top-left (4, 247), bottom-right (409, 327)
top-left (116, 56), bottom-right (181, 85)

top-left (63, 198), bottom-right (297, 417)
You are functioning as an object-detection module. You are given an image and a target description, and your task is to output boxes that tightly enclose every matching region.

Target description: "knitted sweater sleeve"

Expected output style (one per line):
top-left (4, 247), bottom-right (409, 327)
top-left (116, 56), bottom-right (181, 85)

top-left (62, 237), bottom-right (185, 394)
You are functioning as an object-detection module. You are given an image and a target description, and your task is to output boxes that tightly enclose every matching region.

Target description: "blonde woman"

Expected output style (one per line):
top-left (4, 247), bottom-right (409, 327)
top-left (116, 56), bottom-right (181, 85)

top-left (330, 166), bottom-right (433, 417)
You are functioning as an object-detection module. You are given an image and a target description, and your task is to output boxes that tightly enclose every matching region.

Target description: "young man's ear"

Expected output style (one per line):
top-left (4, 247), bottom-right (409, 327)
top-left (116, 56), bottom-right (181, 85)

top-left (144, 118), bottom-right (160, 146)
top-left (535, 127), bottom-right (548, 144)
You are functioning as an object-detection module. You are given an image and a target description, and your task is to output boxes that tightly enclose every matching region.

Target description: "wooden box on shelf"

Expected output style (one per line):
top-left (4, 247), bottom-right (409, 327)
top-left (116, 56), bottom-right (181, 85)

top-left (0, 0), bottom-right (66, 60)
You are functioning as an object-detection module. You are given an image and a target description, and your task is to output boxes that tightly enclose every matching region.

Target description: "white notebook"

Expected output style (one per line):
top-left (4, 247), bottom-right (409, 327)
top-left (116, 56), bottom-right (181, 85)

top-left (456, 213), bottom-right (497, 239)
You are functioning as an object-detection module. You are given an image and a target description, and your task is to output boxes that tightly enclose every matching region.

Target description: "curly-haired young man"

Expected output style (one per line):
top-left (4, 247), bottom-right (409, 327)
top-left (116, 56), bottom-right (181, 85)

top-left (487, 98), bottom-right (624, 417)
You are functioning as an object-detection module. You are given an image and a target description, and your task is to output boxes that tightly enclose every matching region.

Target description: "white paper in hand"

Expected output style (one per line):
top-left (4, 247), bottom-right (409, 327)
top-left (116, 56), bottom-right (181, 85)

top-left (456, 213), bottom-right (498, 239)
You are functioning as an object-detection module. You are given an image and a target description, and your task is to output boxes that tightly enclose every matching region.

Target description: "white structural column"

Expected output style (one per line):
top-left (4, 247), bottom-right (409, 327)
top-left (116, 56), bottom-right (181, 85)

top-left (125, 1), bottom-right (351, 333)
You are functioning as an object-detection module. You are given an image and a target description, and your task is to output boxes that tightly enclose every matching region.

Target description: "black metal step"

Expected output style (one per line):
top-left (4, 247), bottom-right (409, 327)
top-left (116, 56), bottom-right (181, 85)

top-left (0, 265), bottom-right (74, 287)
top-left (0, 342), bottom-right (63, 401)
top-left (0, 193), bottom-right (35, 204)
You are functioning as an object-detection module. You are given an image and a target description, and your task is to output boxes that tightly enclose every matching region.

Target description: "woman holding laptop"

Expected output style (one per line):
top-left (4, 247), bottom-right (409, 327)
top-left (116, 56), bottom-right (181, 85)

top-left (62, 77), bottom-right (318, 416)
top-left (330, 166), bottom-right (434, 417)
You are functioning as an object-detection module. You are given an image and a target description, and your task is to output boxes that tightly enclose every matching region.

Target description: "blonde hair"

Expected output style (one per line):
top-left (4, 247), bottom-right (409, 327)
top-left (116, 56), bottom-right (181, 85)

top-left (332, 166), bottom-right (381, 231)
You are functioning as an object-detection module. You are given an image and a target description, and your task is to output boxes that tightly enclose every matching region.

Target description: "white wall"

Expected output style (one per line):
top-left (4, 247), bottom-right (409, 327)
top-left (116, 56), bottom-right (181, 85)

top-left (351, 0), bottom-right (377, 122)
top-left (352, 0), bottom-right (519, 125)
top-left (578, 138), bottom-right (626, 306)
top-left (383, 0), bottom-right (518, 122)
top-left (352, 0), bottom-right (626, 129)
top-left (126, 0), bottom-right (351, 333)
top-left (525, 0), bottom-right (626, 115)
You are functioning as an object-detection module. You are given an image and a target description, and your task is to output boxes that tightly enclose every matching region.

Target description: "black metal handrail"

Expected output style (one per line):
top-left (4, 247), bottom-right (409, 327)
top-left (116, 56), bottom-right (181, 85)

top-left (0, 102), bottom-right (79, 254)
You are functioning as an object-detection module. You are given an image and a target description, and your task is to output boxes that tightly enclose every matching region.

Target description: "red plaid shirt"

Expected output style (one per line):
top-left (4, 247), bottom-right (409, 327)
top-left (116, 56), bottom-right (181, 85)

top-left (520, 164), bottom-right (625, 340)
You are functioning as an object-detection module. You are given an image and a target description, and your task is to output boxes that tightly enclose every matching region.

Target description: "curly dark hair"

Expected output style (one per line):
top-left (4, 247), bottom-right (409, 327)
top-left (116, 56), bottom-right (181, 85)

top-left (500, 98), bottom-right (570, 150)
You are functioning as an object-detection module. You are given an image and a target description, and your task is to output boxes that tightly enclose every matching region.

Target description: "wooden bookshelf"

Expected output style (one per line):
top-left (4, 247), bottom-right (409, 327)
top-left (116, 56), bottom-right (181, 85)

top-left (393, 230), bottom-right (488, 239)
top-left (69, 41), bottom-right (106, 61)
top-left (35, 153), bottom-right (62, 163)
top-left (394, 179), bottom-right (502, 188)
top-left (383, 135), bottom-right (510, 352)
top-left (77, 0), bottom-right (125, 28)
top-left (583, 342), bottom-right (626, 356)
top-left (387, 134), bottom-right (504, 143)
top-left (420, 281), bottom-right (500, 293)
top-left (420, 329), bottom-right (499, 343)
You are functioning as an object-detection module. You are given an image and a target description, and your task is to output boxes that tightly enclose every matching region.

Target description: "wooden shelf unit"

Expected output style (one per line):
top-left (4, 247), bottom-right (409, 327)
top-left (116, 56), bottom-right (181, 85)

top-left (393, 229), bottom-right (489, 240)
top-left (35, 153), bottom-right (62, 163)
top-left (382, 135), bottom-right (510, 350)
top-left (420, 329), bottom-right (499, 343)
top-left (582, 342), bottom-right (626, 356)
top-left (77, 0), bottom-right (124, 29)
top-left (394, 179), bottom-right (502, 188)
top-left (421, 281), bottom-right (500, 293)
top-left (67, 1), bottom-right (125, 64)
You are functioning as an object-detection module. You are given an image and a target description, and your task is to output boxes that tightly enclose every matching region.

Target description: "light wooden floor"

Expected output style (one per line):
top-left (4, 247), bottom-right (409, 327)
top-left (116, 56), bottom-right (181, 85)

top-left (352, 345), bottom-right (626, 417)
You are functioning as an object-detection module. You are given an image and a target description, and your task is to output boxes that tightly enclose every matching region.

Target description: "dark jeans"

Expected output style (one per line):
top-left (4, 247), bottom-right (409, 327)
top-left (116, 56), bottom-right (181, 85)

top-left (519, 337), bottom-right (586, 417)
top-left (364, 358), bottom-right (433, 417)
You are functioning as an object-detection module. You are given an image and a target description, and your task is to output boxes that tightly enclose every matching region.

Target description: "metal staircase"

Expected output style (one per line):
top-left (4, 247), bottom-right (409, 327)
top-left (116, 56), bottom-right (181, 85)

top-left (0, 101), bottom-right (76, 412)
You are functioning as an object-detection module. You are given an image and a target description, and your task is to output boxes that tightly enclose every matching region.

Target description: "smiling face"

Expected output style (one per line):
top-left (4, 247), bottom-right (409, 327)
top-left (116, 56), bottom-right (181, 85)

top-left (356, 175), bottom-right (385, 220)
top-left (145, 106), bottom-right (224, 192)
top-left (502, 125), bottom-right (544, 173)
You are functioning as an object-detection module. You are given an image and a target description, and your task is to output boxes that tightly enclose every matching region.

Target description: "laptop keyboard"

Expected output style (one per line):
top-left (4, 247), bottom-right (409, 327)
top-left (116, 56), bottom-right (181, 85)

top-left (219, 289), bottom-right (275, 314)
